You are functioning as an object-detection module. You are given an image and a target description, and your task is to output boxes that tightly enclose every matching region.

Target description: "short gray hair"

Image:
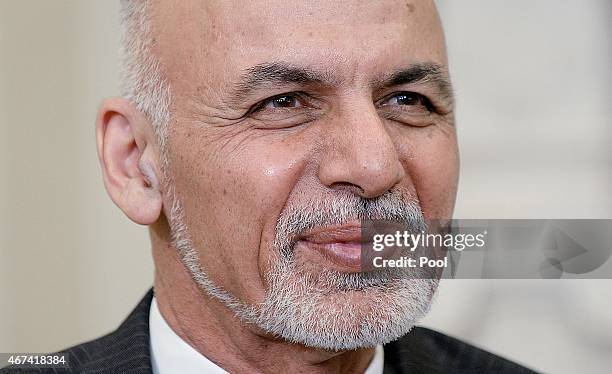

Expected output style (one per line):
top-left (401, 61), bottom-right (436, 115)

top-left (118, 0), bottom-right (171, 154)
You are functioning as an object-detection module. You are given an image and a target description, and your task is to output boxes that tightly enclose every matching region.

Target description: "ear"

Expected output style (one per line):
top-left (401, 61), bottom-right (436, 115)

top-left (96, 97), bottom-right (163, 225)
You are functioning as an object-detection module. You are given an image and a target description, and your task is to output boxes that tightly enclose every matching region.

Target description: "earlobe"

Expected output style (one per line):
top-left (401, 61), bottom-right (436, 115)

top-left (122, 175), bottom-right (163, 225)
top-left (96, 97), bottom-right (163, 226)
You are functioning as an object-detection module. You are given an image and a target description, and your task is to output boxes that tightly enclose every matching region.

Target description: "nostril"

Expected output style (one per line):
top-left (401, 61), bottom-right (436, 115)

top-left (328, 182), bottom-right (365, 196)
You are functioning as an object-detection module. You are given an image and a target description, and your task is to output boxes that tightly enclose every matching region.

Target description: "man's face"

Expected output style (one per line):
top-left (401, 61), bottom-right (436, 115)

top-left (155, 0), bottom-right (458, 349)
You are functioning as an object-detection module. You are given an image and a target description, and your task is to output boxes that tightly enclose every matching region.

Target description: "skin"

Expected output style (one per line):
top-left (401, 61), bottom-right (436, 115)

top-left (96, 0), bottom-right (459, 373)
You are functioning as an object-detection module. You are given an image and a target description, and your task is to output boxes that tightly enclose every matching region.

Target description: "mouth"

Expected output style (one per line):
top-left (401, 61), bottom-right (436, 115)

top-left (294, 220), bottom-right (410, 273)
top-left (296, 221), bottom-right (367, 272)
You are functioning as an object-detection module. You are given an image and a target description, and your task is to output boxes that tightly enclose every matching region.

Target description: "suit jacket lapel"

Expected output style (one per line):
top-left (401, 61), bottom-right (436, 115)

top-left (70, 289), bottom-right (154, 373)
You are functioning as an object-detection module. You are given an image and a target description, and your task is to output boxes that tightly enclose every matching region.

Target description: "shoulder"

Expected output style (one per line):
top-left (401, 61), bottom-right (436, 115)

top-left (383, 326), bottom-right (537, 374)
top-left (1, 290), bottom-right (154, 374)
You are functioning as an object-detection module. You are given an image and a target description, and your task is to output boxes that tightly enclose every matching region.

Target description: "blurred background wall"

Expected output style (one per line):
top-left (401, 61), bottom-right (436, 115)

top-left (1, 1), bottom-right (610, 373)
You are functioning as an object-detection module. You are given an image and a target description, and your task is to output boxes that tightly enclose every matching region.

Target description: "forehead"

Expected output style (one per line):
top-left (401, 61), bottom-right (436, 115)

top-left (153, 0), bottom-right (446, 92)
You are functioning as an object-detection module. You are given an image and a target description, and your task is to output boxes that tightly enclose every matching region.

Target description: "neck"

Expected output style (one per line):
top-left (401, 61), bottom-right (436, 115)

top-left (149, 220), bottom-right (376, 374)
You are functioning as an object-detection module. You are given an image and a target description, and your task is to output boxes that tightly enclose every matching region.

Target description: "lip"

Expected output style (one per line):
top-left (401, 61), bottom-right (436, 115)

top-left (298, 221), bottom-right (367, 244)
top-left (297, 221), bottom-right (366, 271)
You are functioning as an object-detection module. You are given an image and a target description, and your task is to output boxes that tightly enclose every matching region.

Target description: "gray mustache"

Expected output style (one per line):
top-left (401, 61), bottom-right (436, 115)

top-left (274, 190), bottom-right (426, 258)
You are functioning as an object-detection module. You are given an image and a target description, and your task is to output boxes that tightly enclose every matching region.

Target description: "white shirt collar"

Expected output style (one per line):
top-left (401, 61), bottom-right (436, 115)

top-left (149, 296), bottom-right (384, 374)
top-left (150, 297), bottom-right (227, 374)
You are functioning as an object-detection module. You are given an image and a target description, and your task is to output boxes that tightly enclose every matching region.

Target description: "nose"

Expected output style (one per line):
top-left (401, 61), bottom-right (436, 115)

top-left (317, 101), bottom-right (405, 198)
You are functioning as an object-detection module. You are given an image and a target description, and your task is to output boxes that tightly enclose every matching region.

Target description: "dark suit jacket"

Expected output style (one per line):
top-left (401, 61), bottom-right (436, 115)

top-left (1, 289), bottom-right (536, 373)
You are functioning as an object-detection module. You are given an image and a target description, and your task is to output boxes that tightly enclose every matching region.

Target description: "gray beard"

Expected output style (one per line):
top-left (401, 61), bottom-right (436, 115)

top-left (168, 188), bottom-right (439, 350)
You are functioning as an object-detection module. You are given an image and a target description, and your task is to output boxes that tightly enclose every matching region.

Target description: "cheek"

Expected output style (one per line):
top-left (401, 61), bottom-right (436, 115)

top-left (401, 129), bottom-right (459, 219)
top-left (168, 128), bottom-right (311, 303)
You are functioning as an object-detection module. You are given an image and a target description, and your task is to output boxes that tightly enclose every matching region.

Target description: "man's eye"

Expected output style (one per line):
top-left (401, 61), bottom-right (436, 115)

top-left (261, 94), bottom-right (302, 110)
top-left (380, 92), bottom-right (432, 110)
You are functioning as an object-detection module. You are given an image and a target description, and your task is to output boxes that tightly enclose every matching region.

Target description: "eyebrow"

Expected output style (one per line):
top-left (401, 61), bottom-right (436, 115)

top-left (227, 61), bottom-right (453, 106)
top-left (227, 62), bottom-right (338, 106)
top-left (376, 63), bottom-right (454, 103)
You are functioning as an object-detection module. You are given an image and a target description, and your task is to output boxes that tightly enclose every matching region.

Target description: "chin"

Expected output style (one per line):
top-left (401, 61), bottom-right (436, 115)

top-left (249, 268), bottom-right (439, 351)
